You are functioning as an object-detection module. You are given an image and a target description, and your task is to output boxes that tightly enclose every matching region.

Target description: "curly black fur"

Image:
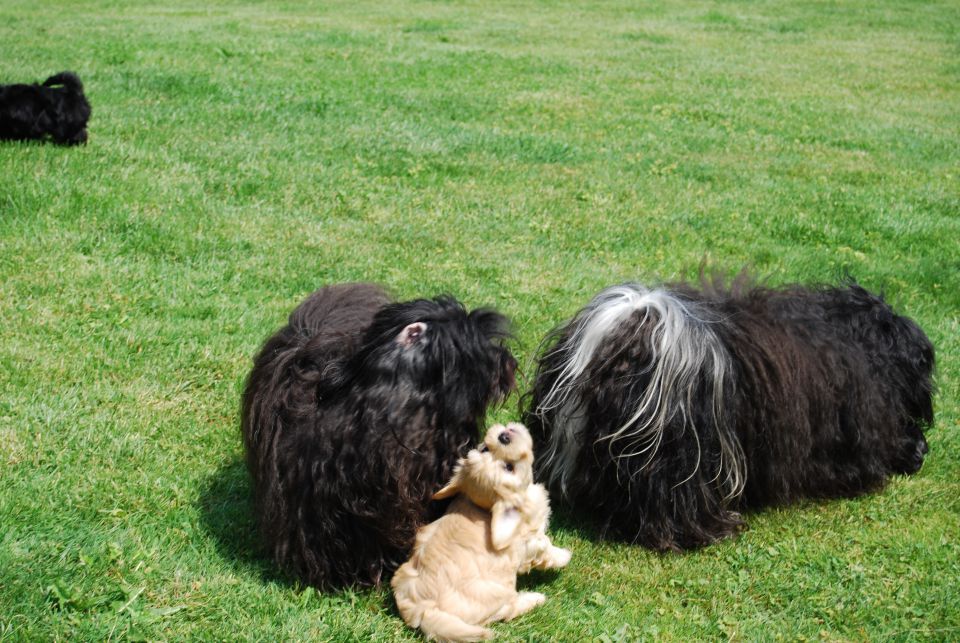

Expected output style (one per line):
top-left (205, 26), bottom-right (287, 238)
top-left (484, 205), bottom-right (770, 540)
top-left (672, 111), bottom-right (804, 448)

top-left (242, 283), bottom-right (517, 589)
top-left (524, 277), bottom-right (935, 550)
top-left (0, 72), bottom-right (91, 145)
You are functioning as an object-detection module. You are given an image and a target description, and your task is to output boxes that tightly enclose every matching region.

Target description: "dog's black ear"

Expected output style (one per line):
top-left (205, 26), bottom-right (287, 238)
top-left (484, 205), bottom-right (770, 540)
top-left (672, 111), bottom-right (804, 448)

top-left (468, 307), bottom-right (512, 342)
top-left (490, 501), bottom-right (522, 550)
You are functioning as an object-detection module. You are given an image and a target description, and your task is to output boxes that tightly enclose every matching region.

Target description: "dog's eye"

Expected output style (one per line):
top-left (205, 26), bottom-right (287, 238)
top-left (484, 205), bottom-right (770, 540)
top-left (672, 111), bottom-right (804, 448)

top-left (504, 462), bottom-right (514, 472)
top-left (480, 445), bottom-right (489, 453)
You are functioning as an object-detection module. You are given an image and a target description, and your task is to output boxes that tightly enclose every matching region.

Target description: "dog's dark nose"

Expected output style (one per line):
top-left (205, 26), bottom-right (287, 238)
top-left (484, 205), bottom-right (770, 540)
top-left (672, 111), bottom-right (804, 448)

top-left (498, 431), bottom-right (511, 445)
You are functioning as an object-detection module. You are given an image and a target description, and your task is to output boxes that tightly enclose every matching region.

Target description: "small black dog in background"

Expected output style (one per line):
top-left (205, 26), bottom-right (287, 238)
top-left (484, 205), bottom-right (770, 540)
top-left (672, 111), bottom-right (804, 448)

top-left (0, 72), bottom-right (91, 145)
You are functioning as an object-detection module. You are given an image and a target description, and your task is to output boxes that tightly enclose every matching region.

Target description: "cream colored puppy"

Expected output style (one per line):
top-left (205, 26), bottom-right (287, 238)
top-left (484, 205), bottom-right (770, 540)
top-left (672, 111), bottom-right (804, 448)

top-left (392, 422), bottom-right (571, 641)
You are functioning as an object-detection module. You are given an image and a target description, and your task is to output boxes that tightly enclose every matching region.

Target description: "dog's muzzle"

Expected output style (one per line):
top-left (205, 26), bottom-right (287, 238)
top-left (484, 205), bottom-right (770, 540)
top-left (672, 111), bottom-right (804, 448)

top-left (911, 437), bottom-right (930, 473)
top-left (898, 435), bottom-right (929, 475)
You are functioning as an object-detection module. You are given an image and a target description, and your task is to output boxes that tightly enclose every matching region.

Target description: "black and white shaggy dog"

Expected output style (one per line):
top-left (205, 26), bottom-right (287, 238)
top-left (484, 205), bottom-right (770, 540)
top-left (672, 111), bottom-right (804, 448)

top-left (525, 277), bottom-right (935, 550)
top-left (0, 72), bottom-right (91, 145)
top-left (242, 283), bottom-right (517, 589)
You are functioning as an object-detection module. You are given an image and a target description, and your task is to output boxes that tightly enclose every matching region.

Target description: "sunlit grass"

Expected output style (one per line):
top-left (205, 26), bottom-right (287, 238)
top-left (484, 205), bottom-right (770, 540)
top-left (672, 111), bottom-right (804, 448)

top-left (1, 0), bottom-right (958, 639)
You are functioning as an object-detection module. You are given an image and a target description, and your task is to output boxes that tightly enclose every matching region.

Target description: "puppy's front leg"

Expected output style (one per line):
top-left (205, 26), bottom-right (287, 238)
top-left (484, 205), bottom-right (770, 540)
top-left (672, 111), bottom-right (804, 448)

top-left (503, 591), bottom-right (546, 621)
top-left (518, 534), bottom-right (571, 573)
top-left (537, 541), bottom-right (572, 570)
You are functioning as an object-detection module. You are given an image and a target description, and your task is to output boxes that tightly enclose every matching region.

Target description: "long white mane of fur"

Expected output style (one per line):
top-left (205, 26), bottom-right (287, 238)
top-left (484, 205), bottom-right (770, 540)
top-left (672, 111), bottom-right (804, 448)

top-left (534, 284), bottom-right (745, 503)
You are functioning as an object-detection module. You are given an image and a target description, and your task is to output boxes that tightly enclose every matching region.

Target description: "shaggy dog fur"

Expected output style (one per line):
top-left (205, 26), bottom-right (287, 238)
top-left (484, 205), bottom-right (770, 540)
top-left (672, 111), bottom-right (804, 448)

top-left (392, 423), bottom-right (570, 642)
top-left (0, 72), bottom-right (91, 145)
top-left (525, 276), bottom-right (935, 550)
top-left (241, 283), bottom-right (517, 589)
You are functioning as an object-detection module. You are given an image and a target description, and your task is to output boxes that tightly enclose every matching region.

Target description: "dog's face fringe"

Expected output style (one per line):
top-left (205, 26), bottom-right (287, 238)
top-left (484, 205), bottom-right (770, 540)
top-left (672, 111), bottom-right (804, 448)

top-left (354, 296), bottom-right (517, 424)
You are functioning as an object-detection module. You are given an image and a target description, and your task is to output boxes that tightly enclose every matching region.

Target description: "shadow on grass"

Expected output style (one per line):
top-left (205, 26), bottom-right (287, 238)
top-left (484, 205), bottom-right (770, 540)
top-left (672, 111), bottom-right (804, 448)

top-left (196, 456), bottom-right (293, 588)
top-left (547, 504), bottom-right (608, 543)
top-left (198, 457), bottom-right (581, 608)
top-left (517, 567), bottom-right (566, 592)
top-left (545, 503), bottom-right (709, 555)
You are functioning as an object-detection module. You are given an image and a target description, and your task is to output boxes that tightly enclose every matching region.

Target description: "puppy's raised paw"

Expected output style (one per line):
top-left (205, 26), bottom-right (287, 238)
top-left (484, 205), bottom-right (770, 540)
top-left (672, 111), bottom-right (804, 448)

top-left (545, 545), bottom-right (572, 569)
top-left (508, 592), bottom-right (546, 620)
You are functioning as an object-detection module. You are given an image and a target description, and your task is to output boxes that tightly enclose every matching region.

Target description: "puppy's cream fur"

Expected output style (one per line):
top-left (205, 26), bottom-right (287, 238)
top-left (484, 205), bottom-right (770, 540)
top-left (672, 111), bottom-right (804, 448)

top-left (392, 423), bottom-right (570, 641)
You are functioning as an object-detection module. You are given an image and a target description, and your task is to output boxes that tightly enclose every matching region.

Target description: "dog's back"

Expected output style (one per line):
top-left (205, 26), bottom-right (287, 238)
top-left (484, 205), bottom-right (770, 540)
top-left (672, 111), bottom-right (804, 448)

top-left (242, 283), bottom-right (389, 479)
top-left (0, 81), bottom-right (50, 141)
top-left (241, 283), bottom-right (391, 577)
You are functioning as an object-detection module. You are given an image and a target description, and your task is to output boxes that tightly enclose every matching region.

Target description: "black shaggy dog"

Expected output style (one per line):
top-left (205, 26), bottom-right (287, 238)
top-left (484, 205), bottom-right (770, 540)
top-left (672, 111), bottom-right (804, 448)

top-left (242, 283), bottom-right (517, 589)
top-left (525, 277), bottom-right (935, 550)
top-left (0, 72), bottom-right (91, 145)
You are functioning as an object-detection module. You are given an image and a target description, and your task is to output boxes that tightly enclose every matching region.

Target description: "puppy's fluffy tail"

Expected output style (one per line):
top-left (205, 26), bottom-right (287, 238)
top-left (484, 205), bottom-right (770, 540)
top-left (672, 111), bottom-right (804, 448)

top-left (393, 563), bottom-right (493, 641)
top-left (417, 608), bottom-right (493, 642)
top-left (42, 72), bottom-right (84, 91)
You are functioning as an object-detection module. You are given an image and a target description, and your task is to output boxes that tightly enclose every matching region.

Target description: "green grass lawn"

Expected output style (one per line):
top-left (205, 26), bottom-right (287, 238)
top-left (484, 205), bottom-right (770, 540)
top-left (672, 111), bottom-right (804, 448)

top-left (2, 0), bottom-right (958, 639)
